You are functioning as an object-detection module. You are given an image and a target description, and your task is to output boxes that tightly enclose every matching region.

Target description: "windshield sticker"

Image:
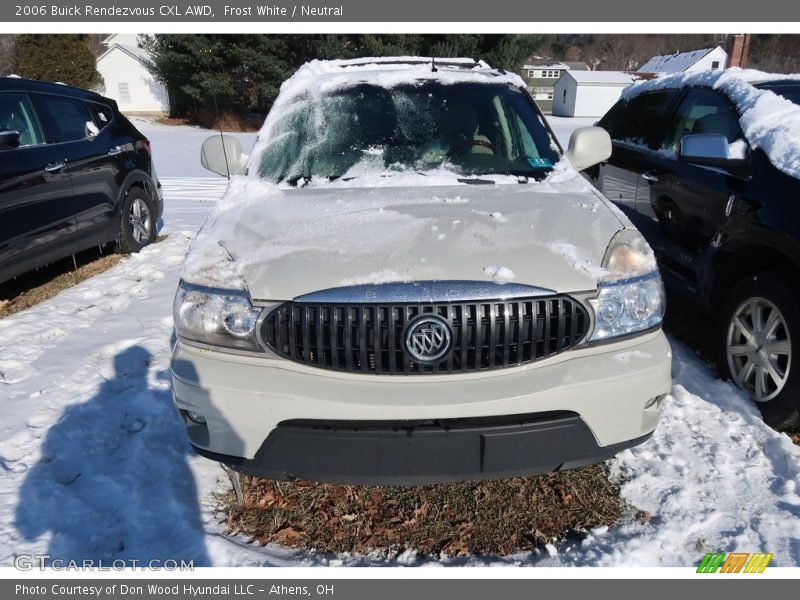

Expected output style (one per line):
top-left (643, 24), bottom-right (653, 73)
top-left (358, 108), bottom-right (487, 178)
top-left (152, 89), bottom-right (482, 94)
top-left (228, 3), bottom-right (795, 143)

top-left (527, 157), bottom-right (553, 168)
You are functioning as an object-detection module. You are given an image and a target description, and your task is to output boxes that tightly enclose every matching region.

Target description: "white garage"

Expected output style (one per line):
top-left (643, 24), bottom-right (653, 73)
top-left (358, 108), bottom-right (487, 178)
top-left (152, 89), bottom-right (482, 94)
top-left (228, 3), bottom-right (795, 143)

top-left (551, 71), bottom-right (639, 118)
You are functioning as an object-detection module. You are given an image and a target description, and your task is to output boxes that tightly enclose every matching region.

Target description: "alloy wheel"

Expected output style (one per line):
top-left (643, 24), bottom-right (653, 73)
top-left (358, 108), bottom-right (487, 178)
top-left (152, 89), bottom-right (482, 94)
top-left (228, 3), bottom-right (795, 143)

top-left (129, 198), bottom-right (152, 245)
top-left (726, 296), bottom-right (792, 402)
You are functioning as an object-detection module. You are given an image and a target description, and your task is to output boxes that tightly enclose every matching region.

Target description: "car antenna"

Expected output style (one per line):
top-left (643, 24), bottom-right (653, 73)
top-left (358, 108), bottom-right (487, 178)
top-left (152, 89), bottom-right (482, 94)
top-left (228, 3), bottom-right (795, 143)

top-left (213, 94), bottom-right (231, 180)
top-left (431, 56), bottom-right (438, 73)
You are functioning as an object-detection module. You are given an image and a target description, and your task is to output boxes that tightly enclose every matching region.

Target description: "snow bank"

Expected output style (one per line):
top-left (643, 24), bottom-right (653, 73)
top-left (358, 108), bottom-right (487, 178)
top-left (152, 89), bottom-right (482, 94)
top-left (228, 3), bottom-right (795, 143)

top-left (623, 68), bottom-right (800, 180)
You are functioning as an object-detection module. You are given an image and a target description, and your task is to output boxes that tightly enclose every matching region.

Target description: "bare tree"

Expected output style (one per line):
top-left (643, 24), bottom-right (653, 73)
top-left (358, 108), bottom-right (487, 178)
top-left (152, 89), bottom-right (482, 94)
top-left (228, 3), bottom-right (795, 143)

top-left (0, 35), bottom-right (17, 75)
top-left (595, 35), bottom-right (650, 70)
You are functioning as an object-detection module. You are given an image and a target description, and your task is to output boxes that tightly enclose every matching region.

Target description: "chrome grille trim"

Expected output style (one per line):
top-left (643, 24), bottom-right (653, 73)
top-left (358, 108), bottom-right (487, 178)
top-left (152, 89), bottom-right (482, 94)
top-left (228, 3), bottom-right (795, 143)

top-left (290, 280), bottom-right (556, 304)
top-left (262, 294), bottom-right (589, 375)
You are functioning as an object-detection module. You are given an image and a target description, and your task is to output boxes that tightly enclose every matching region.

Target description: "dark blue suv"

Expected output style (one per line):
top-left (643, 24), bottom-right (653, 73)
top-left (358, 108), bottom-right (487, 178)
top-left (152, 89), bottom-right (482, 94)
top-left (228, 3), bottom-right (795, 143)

top-left (0, 77), bottom-right (163, 284)
top-left (588, 75), bottom-right (800, 429)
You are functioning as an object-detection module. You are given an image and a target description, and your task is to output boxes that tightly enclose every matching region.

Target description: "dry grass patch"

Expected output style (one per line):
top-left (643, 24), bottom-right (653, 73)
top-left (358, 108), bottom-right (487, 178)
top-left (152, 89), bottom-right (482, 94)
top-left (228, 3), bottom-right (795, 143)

top-left (0, 237), bottom-right (166, 319)
top-left (222, 466), bottom-right (626, 557)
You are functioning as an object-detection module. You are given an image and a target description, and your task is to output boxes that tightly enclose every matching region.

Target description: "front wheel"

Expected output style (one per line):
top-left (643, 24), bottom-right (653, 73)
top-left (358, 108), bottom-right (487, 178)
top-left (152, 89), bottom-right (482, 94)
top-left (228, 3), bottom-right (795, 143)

top-left (116, 187), bottom-right (156, 254)
top-left (717, 272), bottom-right (800, 429)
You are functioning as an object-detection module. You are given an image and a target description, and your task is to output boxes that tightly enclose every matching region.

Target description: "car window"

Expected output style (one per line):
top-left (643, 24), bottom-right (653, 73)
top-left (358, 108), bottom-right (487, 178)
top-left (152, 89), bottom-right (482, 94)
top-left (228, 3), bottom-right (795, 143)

top-left (664, 89), bottom-right (743, 152)
top-left (30, 93), bottom-right (97, 143)
top-left (609, 91), bottom-right (677, 151)
top-left (256, 82), bottom-right (561, 183)
top-left (0, 92), bottom-right (44, 148)
top-left (597, 99), bottom-right (627, 139)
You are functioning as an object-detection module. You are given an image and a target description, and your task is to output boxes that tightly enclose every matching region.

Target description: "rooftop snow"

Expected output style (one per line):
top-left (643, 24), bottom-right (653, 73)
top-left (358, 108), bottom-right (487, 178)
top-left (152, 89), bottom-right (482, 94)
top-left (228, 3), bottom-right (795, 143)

top-left (622, 68), bottom-right (800, 180)
top-left (523, 61), bottom-right (570, 70)
top-left (637, 47), bottom-right (718, 73)
top-left (565, 71), bottom-right (641, 85)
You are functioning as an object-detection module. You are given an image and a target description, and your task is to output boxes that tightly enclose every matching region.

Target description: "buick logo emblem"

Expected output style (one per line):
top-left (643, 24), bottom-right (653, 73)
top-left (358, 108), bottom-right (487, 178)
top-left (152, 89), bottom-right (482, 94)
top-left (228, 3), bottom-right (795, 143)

top-left (405, 316), bottom-right (452, 363)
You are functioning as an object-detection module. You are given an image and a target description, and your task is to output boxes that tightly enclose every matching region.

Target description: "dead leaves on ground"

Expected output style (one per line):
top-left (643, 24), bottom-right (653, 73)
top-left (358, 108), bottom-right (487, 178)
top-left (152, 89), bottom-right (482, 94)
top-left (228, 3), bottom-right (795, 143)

top-left (222, 466), bottom-right (626, 557)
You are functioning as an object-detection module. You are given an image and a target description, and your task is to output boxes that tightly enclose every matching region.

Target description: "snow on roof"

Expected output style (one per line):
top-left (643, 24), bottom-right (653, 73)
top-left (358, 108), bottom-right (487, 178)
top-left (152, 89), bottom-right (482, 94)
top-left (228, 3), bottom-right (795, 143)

top-left (637, 47), bottom-right (719, 73)
top-left (565, 71), bottom-right (640, 85)
top-left (275, 57), bottom-right (524, 103)
top-left (523, 62), bottom-right (569, 70)
top-left (623, 68), bottom-right (800, 180)
top-left (96, 43), bottom-right (152, 65)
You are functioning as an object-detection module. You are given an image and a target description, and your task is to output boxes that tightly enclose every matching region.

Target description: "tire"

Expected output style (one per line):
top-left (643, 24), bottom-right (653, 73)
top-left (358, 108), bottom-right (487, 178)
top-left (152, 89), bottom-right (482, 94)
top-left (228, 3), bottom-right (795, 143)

top-left (116, 187), bottom-right (156, 254)
top-left (717, 272), bottom-right (800, 429)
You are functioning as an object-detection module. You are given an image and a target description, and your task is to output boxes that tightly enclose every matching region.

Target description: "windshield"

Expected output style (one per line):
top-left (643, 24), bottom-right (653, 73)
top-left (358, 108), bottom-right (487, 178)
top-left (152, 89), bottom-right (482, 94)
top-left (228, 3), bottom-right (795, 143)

top-left (255, 82), bottom-right (560, 184)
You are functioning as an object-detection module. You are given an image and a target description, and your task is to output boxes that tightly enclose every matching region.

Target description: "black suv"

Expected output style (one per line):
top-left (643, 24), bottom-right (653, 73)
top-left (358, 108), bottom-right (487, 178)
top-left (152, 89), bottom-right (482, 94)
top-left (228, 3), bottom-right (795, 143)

top-left (588, 76), bottom-right (800, 429)
top-left (0, 77), bottom-right (163, 284)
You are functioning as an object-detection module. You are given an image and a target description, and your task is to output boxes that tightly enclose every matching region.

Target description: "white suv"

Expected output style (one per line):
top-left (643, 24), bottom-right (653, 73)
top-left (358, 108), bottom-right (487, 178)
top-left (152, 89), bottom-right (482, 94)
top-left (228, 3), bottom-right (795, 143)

top-left (171, 58), bottom-right (672, 484)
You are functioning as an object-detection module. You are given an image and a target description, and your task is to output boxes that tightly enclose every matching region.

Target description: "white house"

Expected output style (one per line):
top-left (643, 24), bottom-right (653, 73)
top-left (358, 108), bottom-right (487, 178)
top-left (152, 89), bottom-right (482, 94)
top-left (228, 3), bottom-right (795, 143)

top-left (552, 71), bottom-right (640, 118)
top-left (637, 46), bottom-right (728, 74)
top-left (96, 34), bottom-right (169, 116)
top-left (521, 60), bottom-right (589, 113)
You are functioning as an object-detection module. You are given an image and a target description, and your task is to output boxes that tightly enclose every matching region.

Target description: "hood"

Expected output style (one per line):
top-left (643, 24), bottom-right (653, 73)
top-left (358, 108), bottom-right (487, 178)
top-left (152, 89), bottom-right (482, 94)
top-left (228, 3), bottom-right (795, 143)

top-left (183, 177), bottom-right (626, 301)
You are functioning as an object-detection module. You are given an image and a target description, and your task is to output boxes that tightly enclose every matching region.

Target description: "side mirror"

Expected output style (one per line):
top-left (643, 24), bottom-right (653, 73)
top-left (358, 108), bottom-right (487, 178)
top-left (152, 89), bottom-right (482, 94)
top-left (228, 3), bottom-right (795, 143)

top-left (0, 129), bottom-right (20, 149)
top-left (566, 127), bottom-right (612, 171)
top-left (678, 134), bottom-right (747, 168)
top-left (201, 134), bottom-right (243, 178)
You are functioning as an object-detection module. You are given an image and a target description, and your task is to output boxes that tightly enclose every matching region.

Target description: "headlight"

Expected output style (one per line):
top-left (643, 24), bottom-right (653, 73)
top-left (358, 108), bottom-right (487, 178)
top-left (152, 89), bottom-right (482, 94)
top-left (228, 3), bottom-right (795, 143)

top-left (173, 281), bottom-right (262, 351)
top-left (589, 230), bottom-right (665, 341)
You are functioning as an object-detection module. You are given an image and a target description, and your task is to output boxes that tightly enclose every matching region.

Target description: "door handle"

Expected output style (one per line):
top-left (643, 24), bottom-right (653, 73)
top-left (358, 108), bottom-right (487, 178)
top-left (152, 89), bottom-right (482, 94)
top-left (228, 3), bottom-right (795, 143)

top-left (107, 145), bottom-right (123, 156)
top-left (642, 171), bottom-right (659, 182)
top-left (45, 161), bottom-right (65, 172)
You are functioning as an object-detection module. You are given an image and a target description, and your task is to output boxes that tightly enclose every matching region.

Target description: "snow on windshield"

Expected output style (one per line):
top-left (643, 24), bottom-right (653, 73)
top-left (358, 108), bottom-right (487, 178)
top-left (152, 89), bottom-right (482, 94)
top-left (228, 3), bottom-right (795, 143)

top-left (245, 58), bottom-right (562, 185)
top-left (623, 68), bottom-right (800, 180)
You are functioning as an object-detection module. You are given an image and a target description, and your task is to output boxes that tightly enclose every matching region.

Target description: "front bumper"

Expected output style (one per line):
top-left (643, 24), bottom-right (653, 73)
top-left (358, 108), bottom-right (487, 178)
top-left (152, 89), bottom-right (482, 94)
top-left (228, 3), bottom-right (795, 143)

top-left (171, 330), bottom-right (672, 484)
top-left (192, 413), bottom-right (654, 485)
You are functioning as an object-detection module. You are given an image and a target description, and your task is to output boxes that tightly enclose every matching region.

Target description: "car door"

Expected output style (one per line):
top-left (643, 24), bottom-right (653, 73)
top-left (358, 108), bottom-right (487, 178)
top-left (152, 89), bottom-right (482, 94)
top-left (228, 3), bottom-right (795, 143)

top-left (30, 93), bottom-right (121, 244)
top-left (0, 91), bottom-right (78, 279)
top-left (594, 90), bottom-right (678, 221)
top-left (634, 89), bottom-right (747, 294)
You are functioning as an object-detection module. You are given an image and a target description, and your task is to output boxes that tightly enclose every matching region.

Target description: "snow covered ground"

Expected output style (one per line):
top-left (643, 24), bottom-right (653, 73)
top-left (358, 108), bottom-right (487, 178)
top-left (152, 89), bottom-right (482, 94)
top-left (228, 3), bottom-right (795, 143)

top-left (546, 116), bottom-right (597, 147)
top-left (0, 117), bottom-right (798, 568)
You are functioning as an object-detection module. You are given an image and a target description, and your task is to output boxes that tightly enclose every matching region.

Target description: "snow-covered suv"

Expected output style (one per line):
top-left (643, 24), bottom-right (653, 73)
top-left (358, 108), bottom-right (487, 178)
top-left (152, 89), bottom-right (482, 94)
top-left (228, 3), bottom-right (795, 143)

top-left (170, 58), bottom-right (672, 484)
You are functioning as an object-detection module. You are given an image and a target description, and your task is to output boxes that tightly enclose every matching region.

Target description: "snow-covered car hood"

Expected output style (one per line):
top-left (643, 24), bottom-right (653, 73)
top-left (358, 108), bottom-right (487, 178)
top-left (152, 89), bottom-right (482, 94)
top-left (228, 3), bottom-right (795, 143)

top-left (182, 174), bottom-right (627, 301)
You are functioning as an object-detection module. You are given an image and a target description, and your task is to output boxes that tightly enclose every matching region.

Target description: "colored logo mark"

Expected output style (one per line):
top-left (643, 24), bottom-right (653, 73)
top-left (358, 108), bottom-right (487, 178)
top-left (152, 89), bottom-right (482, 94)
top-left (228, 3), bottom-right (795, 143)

top-left (697, 552), bottom-right (773, 573)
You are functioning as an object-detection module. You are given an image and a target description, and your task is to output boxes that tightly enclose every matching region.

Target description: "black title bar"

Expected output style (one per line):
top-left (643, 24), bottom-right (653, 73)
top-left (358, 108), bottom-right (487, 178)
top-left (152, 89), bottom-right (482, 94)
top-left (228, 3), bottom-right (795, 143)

top-left (5, 0), bottom-right (800, 22)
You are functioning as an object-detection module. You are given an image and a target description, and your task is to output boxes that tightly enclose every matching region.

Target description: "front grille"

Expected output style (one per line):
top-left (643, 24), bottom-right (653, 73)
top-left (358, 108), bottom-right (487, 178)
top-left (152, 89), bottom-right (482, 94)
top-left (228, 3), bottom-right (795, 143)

top-left (262, 296), bottom-right (589, 375)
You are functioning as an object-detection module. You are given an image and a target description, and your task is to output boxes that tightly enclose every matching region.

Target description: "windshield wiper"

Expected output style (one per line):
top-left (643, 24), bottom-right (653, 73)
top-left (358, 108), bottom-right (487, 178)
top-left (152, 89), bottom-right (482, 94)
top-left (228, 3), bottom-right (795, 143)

top-left (457, 177), bottom-right (495, 185)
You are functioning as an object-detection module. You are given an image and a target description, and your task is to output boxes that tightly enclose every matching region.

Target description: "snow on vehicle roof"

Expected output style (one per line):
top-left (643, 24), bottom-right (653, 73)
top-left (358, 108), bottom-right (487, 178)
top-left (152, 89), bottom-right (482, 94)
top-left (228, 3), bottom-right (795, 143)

top-left (621, 68), bottom-right (800, 180)
top-left (277, 56), bottom-right (525, 98)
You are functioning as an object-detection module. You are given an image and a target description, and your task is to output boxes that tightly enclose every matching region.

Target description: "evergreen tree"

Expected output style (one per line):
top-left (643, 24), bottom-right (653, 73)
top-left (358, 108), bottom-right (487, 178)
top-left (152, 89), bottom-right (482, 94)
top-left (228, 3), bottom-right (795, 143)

top-left (13, 35), bottom-right (102, 89)
top-left (141, 34), bottom-right (546, 120)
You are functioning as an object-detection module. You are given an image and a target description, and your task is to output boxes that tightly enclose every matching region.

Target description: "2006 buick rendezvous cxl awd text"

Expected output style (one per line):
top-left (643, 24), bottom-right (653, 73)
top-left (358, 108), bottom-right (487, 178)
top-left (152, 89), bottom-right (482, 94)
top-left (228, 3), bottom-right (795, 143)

top-left (170, 58), bottom-right (673, 484)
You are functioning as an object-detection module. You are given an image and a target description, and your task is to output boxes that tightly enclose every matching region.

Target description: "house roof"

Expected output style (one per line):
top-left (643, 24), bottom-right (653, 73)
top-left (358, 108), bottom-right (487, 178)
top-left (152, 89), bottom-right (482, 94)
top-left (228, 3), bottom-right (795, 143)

top-left (637, 46), bottom-right (724, 73)
top-left (522, 61), bottom-right (570, 70)
top-left (564, 71), bottom-right (641, 85)
top-left (96, 43), bottom-right (152, 66)
top-left (563, 61), bottom-right (590, 71)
